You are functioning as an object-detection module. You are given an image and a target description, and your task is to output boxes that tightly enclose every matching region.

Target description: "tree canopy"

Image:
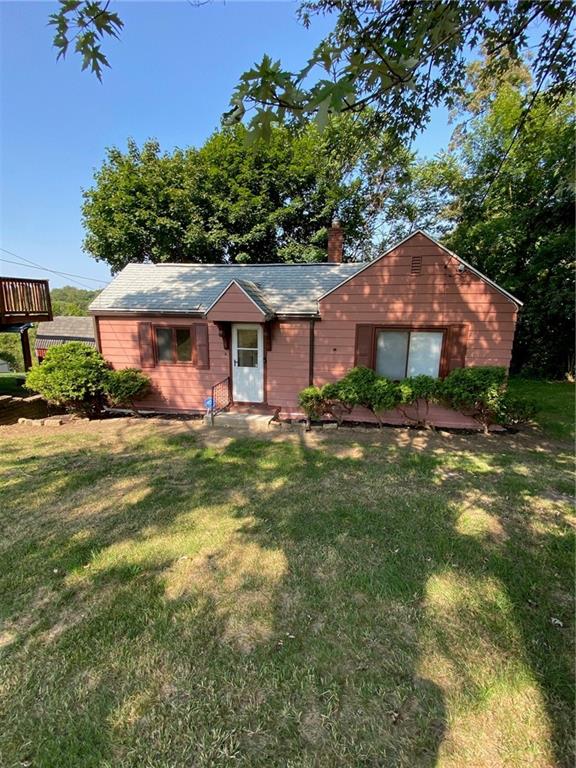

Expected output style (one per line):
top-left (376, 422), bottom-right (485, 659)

top-left (50, 1), bottom-right (575, 143)
top-left (81, 120), bottom-right (411, 271)
top-left (386, 61), bottom-right (575, 377)
top-left (446, 85), bottom-right (575, 377)
top-left (51, 286), bottom-right (101, 316)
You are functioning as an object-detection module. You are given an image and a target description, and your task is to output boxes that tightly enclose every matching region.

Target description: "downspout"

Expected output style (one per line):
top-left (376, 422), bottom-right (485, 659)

top-left (308, 318), bottom-right (315, 386)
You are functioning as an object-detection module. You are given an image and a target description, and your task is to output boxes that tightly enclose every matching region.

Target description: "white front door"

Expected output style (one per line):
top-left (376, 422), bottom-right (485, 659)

top-left (232, 324), bottom-right (264, 403)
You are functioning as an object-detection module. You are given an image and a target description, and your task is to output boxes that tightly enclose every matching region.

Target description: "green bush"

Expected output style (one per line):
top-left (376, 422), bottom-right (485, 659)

top-left (441, 366), bottom-right (507, 432)
top-left (298, 386), bottom-right (327, 420)
top-left (299, 365), bottom-right (534, 433)
top-left (398, 375), bottom-right (440, 405)
top-left (369, 377), bottom-right (401, 414)
top-left (397, 375), bottom-right (440, 428)
top-left (336, 367), bottom-right (378, 409)
top-left (105, 368), bottom-right (151, 412)
top-left (493, 392), bottom-right (539, 428)
top-left (25, 342), bottom-right (109, 417)
top-left (319, 368), bottom-right (401, 426)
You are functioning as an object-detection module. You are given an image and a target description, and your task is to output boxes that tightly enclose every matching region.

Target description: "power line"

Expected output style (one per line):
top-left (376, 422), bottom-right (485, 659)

top-left (0, 246), bottom-right (109, 289)
top-left (0, 257), bottom-right (97, 290)
top-left (0, 246), bottom-right (108, 284)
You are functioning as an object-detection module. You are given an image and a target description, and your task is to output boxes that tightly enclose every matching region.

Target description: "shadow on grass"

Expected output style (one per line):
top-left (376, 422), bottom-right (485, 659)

top-left (0, 422), bottom-right (573, 766)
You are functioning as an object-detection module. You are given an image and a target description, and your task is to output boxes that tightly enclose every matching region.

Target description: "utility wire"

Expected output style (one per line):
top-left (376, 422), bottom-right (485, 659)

top-left (0, 246), bottom-right (108, 289)
top-left (0, 257), bottom-right (97, 290)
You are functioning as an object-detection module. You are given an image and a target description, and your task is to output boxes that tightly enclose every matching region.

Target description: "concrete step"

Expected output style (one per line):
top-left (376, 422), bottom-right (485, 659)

top-left (205, 412), bottom-right (287, 432)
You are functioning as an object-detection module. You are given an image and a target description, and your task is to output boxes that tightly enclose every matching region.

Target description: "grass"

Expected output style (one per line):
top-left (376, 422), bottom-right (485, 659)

top-left (508, 377), bottom-right (575, 442)
top-left (0, 400), bottom-right (574, 767)
top-left (0, 372), bottom-right (27, 397)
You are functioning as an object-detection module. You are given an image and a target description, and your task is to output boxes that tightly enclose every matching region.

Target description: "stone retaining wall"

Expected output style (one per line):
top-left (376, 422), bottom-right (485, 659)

top-left (0, 395), bottom-right (52, 426)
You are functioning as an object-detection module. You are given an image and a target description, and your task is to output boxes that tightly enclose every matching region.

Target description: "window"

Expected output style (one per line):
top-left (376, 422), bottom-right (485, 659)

top-left (375, 330), bottom-right (443, 379)
top-left (154, 326), bottom-right (193, 364)
top-left (236, 327), bottom-right (259, 368)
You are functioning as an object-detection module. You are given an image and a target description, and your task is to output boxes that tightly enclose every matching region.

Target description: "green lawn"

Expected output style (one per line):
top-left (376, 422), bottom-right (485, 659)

top-left (0, 394), bottom-right (574, 767)
top-left (0, 372), bottom-right (27, 397)
top-left (508, 377), bottom-right (575, 442)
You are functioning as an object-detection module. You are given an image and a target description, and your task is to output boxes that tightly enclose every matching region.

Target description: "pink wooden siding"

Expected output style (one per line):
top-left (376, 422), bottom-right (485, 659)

top-left (94, 233), bottom-right (518, 428)
top-left (266, 320), bottom-right (310, 411)
top-left (316, 233), bottom-right (517, 386)
top-left (206, 283), bottom-right (266, 322)
top-left (97, 316), bottom-right (228, 412)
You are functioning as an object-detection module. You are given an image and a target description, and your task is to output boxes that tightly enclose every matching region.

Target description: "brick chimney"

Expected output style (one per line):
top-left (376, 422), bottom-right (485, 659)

top-left (327, 218), bottom-right (343, 263)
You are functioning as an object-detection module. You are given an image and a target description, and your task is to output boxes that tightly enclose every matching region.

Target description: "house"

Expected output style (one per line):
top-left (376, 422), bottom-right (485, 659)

top-left (35, 316), bottom-right (96, 362)
top-left (89, 226), bottom-right (521, 427)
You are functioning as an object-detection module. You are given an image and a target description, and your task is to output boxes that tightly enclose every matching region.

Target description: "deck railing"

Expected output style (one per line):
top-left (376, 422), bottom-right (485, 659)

top-left (0, 277), bottom-right (52, 324)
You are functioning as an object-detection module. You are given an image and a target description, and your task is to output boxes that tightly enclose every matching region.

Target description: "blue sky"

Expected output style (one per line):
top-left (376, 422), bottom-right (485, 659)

top-left (0, 1), bottom-right (451, 289)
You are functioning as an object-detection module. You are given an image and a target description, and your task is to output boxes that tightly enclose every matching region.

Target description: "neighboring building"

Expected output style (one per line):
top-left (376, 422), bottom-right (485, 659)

top-left (0, 277), bottom-right (52, 370)
top-left (35, 316), bottom-right (96, 362)
top-left (89, 227), bottom-right (522, 427)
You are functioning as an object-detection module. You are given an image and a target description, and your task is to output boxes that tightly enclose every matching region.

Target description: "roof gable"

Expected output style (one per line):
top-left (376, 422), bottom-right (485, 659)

top-left (205, 280), bottom-right (273, 321)
top-left (318, 230), bottom-right (522, 307)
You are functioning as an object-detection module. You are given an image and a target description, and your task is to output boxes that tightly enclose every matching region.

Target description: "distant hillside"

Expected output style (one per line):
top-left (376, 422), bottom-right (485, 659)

top-left (50, 286), bottom-right (101, 316)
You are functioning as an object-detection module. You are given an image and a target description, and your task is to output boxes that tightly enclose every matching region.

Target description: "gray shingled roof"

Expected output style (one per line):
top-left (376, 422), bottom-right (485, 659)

top-left (36, 316), bottom-right (95, 340)
top-left (89, 263), bottom-right (364, 316)
top-left (35, 316), bottom-right (96, 350)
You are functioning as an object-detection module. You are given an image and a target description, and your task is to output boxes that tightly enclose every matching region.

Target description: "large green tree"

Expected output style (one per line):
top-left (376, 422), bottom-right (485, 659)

top-left (446, 84), bottom-right (575, 378)
top-left (82, 120), bottom-right (411, 271)
top-left (394, 65), bottom-right (575, 378)
top-left (50, 1), bottom-right (574, 143)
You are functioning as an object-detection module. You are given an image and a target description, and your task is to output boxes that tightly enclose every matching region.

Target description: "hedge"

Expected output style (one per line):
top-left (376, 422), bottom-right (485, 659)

top-left (298, 366), bottom-right (538, 432)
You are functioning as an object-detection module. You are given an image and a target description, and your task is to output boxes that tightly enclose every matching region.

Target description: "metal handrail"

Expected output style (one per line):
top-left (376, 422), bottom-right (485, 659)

top-left (209, 376), bottom-right (231, 425)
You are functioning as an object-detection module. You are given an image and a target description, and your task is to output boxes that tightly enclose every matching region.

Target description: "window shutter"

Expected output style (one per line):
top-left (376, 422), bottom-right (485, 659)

top-left (355, 325), bottom-right (374, 368)
top-left (195, 323), bottom-right (210, 369)
top-left (138, 322), bottom-right (155, 368)
top-left (445, 323), bottom-right (469, 373)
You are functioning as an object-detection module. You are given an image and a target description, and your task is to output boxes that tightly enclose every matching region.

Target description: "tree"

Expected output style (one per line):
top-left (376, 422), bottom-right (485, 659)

top-left (396, 60), bottom-right (574, 378)
top-left (49, 1), bottom-right (575, 143)
top-left (82, 120), bottom-right (412, 271)
top-left (445, 84), bottom-right (575, 378)
top-left (51, 286), bottom-right (101, 316)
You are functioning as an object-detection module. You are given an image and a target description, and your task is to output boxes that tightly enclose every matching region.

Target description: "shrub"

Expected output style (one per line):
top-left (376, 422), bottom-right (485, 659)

top-left (25, 342), bottom-right (109, 417)
top-left (336, 367), bottom-right (378, 409)
top-left (441, 366), bottom-right (507, 432)
top-left (493, 392), bottom-right (539, 428)
top-left (369, 377), bottom-right (401, 415)
top-left (105, 368), bottom-right (151, 413)
top-left (330, 368), bottom-right (401, 426)
top-left (298, 386), bottom-right (327, 420)
top-left (397, 375), bottom-right (440, 428)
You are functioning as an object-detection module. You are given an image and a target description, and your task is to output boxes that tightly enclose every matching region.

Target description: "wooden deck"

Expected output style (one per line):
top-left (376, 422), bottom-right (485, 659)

top-left (0, 277), bottom-right (52, 327)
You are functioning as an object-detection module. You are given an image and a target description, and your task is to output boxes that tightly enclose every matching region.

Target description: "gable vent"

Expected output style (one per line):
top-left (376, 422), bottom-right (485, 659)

top-left (410, 254), bottom-right (422, 275)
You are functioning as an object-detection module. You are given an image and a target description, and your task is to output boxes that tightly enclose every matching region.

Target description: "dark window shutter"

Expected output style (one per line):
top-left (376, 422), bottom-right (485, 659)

top-left (444, 323), bottom-right (469, 374)
top-left (195, 323), bottom-right (210, 369)
top-left (355, 325), bottom-right (374, 368)
top-left (138, 322), bottom-right (155, 368)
